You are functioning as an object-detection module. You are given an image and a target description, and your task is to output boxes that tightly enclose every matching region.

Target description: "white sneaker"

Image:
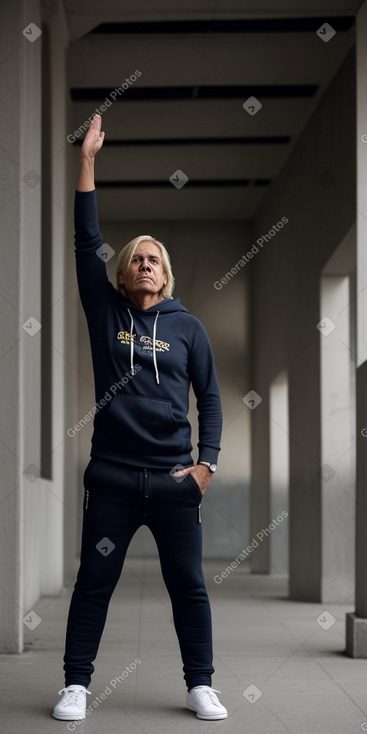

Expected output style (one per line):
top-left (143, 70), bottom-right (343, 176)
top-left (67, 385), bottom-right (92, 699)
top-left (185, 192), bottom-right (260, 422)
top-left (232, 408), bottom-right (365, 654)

top-left (52, 684), bottom-right (91, 720)
top-left (186, 685), bottom-right (228, 719)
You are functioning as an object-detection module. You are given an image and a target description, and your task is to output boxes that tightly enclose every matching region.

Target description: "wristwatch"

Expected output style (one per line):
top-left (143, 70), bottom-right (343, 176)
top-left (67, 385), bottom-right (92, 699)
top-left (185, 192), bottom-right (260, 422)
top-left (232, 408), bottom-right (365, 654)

top-left (198, 461), bottom-right (217, 473)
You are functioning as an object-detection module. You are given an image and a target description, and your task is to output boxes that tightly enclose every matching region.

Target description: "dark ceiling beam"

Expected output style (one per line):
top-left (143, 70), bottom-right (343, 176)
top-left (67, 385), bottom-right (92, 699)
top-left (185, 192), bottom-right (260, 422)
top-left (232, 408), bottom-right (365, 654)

top-left (73, 136), bottom-right (291, 146)
top-left (95, 180), bottom-right (270, 188)
top-left (89, 17), bottom-right (355, 35)
top-left (70, 85), bottom-right (317, 101)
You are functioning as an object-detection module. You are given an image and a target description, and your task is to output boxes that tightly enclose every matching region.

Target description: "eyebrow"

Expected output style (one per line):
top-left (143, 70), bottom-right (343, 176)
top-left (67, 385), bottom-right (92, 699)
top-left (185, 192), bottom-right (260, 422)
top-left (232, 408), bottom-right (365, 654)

top-left (132, 253), bottom-right (161, 261)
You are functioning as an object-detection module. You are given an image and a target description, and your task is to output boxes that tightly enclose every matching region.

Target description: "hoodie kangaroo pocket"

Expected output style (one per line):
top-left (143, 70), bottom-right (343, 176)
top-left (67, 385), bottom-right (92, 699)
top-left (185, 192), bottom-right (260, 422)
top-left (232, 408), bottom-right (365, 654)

top-left (95, 394), bottom-right (185, 455)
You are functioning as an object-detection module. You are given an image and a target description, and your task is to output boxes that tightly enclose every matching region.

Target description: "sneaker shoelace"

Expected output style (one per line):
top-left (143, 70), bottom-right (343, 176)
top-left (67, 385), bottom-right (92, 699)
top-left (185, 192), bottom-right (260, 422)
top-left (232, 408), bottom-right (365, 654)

top-left (58, 687), bottom-right (92, 707)
top-left (192, 686), bottom-right (222, 704)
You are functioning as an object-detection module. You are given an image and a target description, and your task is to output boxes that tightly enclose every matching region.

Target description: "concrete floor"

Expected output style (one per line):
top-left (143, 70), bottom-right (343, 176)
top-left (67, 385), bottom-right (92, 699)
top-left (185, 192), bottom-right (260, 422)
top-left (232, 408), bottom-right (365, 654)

top-left (2, 556), bottom-right (367, 734)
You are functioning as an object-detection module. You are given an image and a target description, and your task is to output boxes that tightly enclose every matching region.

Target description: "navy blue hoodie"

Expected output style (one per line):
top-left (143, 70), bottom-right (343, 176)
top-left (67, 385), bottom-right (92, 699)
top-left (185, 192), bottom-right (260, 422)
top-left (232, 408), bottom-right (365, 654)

top-left (74, 189), bottom-right (222, 470)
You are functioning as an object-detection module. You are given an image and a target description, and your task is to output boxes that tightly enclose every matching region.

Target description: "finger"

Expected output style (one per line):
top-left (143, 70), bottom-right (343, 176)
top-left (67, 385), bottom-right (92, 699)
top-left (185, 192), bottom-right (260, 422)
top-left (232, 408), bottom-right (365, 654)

top-left (91, 114), bottom-right (101, 131)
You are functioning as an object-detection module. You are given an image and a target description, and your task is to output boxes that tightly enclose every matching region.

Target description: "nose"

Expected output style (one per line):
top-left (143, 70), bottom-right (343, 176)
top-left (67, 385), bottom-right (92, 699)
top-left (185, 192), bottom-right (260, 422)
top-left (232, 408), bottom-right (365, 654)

top-left (140, 260), bottom-right (151, 271)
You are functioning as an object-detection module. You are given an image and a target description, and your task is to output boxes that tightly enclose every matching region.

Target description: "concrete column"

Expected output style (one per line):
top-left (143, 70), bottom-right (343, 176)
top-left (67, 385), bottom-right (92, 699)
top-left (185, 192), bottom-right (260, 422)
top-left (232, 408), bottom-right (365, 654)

top-left (346, 0), bottom-right (367, 656)
top-left (346, 364), bottom-right (367, 655)
top-left (269, 371), bottom-right (289, 577)
top-left (0, 0), bottom-right (42, 651)
top-left (320, 275), bottom-right (355, 603)
top-left (288, 341), bottom-right (322, 600)
top-left (41, 2), bottom-right (76, 585)
top-left (250, 385), bottom-right (271, 574)
top-left (0, 0), bottom-right (72, 652)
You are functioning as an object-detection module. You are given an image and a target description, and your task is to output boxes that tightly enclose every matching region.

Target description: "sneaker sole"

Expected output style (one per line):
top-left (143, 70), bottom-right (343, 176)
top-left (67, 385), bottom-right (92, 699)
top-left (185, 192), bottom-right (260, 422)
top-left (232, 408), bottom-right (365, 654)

top-left (186, 704), bottom-right (228, 720)
top-left (52, 712), bottom-right (86, 720)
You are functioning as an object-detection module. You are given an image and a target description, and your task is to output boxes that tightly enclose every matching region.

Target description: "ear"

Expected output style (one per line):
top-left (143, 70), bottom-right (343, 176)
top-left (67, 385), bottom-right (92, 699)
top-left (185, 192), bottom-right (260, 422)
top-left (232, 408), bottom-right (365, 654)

top-left (118, 273), bottom-right (124, 285)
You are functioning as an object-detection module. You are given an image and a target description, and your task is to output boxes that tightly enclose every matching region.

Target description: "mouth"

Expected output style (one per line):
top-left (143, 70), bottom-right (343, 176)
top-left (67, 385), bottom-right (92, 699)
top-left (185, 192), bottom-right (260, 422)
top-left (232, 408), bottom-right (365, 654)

top-left (137, 276), bottom-right (152, 281)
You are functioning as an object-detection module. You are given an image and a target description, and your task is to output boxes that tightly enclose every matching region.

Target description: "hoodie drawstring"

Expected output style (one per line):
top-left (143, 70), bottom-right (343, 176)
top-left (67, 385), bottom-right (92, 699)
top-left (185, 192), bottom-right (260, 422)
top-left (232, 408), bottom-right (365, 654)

top-left (127, 307), bottom-right (160, 384)
top-left (152, 311), bottom-right (160, 385)
top-left (127, 308), bottom-right (136, 376)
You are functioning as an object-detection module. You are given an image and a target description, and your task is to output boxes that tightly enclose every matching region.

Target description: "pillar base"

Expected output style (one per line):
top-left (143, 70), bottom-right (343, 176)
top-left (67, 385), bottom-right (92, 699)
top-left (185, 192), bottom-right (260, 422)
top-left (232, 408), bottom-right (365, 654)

top-left (346, 612), bottom-right (367, 657)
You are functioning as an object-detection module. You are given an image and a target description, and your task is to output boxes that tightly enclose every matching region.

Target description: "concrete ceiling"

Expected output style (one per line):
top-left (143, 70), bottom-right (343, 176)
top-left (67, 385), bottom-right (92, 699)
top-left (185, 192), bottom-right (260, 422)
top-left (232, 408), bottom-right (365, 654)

top-left (61, 1), bottom-right (361, 220)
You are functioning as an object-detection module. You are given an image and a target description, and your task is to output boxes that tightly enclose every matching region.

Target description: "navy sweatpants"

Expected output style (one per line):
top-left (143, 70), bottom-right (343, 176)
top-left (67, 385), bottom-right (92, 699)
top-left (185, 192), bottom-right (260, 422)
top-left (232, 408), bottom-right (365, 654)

top-left (63, 458), bottom-right (215, 691)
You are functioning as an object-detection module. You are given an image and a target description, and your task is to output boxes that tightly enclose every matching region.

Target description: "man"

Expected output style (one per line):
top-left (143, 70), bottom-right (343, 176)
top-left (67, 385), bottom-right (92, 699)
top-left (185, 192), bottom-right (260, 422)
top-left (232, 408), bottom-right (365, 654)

top-left (52, 115), bottom-right (227, 722)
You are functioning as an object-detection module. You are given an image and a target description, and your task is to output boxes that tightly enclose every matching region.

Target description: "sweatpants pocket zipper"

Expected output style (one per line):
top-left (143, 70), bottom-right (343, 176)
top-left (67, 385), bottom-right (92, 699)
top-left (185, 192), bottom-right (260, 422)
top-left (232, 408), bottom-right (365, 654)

top-left (85, 490), bottom-right (89, 510)
top-left (143, 469), bottom-right (148, 516)
top-left (198, 503), bottom-right (202, 523)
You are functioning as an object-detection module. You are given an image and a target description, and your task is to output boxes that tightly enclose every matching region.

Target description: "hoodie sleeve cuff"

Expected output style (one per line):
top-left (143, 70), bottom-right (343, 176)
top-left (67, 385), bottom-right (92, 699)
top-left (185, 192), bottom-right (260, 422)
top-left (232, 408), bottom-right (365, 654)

top-left (198, 447), bottom-right (220, 465)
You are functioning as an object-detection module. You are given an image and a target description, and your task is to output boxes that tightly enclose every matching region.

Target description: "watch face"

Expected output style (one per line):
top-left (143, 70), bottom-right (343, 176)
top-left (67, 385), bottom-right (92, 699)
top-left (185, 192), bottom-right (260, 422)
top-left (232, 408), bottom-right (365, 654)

top-left (209, 464), bottom-right (217, 473)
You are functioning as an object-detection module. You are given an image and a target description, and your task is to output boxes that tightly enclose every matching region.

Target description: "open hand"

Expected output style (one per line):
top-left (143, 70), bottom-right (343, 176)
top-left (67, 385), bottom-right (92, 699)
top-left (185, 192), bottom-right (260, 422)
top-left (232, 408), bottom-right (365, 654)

top-left (80, 114), bottom-right (105, 159)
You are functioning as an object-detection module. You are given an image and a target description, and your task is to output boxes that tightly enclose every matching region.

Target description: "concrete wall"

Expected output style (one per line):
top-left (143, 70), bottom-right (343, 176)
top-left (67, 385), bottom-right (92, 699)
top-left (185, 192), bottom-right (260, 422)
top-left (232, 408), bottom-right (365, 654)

top-left (23, 0), bottom-right (72, 630)
top-left (0, 0), bottom-right (41, 651)
top-left (0, 0), bottom-right (48, 652)
top-left (42, 1), bottom-right (80, 592)
top-left (250, 48), bottom-right (356, 601)
top-left (63, 34), bottom-right (83, 586)
top-left (0, 0), bottom-right (75, 651)
top-left (74, 209), bottom-right (253, 558)
top-left (0, 0), bottom-right (29, 653)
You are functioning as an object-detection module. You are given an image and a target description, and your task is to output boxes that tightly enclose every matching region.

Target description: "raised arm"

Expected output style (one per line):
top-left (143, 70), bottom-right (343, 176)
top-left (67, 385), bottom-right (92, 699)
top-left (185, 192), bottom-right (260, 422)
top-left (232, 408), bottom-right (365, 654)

top-left (74, 114), bottom-right (109, 317)
top-left (77, 114), bottom-right (105, 191)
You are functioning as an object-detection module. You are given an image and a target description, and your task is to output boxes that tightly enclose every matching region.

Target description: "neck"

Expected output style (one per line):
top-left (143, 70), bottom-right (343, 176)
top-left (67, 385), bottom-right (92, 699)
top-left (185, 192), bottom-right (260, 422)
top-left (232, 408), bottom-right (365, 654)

top-left (120, 289), bottom-right (165, 310)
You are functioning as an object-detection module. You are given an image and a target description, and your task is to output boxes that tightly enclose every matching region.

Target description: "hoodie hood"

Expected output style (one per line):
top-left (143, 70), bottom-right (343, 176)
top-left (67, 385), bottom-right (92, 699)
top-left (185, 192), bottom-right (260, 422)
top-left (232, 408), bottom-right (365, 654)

top-left (115, 292), bottom-right (188, 385)
top-left (116, 292), bottom-right (189, 314)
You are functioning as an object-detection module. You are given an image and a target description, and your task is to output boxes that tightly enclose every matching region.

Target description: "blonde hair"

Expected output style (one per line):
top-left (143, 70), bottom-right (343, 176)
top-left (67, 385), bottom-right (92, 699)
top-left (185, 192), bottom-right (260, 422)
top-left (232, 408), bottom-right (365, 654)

top-left (116, 235), bottom-right (175, 299)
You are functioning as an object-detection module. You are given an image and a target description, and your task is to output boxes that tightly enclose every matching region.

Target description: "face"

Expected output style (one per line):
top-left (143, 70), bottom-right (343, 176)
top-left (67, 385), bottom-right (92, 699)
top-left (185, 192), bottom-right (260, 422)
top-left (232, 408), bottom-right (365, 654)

top-left (118, 241), bottom-right (167, 298)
